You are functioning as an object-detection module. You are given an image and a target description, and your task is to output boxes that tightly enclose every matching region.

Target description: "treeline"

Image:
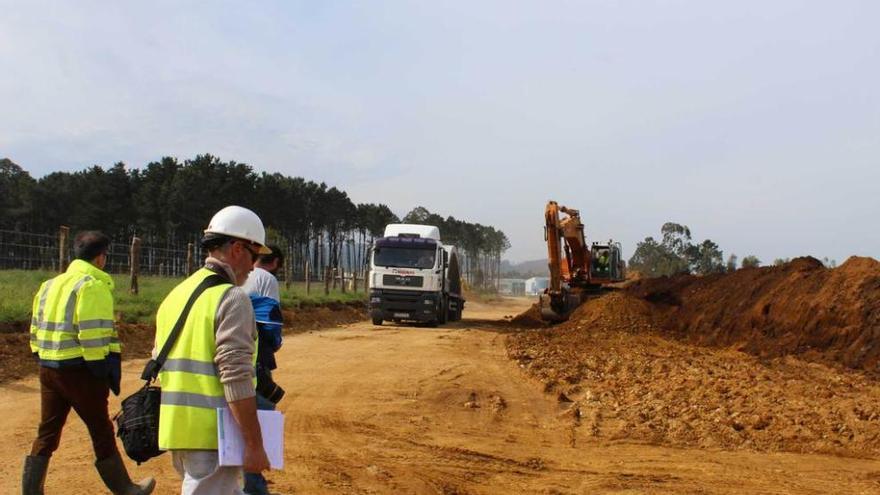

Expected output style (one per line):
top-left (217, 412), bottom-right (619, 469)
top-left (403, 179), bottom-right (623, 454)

top-left (0, 156), bottom-right (509, 287)
top-left (627, 222), bottom-right (841, 278)
top-left (628, 222), bottom-right (742, 277)
top-left (402, 206), bottom-right (510, 289)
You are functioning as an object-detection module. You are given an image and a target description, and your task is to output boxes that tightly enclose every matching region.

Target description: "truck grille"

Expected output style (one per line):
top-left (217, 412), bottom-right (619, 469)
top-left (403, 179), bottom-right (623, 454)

top-left (380, 289), bottom-right (424, 306)
top-left (382, 274), bottom-right (424, 287)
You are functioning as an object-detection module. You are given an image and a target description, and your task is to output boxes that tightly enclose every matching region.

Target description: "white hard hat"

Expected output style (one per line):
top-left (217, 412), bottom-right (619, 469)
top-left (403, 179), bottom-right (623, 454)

top-left (204, 205), bottom-right (271, 254)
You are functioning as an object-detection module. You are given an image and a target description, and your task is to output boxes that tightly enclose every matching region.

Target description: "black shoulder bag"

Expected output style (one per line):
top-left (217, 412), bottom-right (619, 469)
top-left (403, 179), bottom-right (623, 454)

top-left (115, 273), bottom-right (229, 464)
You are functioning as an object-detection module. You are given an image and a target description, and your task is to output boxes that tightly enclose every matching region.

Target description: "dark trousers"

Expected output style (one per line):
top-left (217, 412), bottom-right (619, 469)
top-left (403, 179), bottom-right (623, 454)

top-left (244, 393), bottom-right (277, 495)
top-left (30, 365), bottom-right (118, 461)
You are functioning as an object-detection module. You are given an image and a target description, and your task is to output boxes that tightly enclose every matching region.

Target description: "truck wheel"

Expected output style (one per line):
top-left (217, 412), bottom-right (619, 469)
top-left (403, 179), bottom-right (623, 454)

top-left (372, 316), bottom-right (383, 326)
top-left (438, 296), bottom-right (448, 325)
top-left (446, 301), bottom-right (456, 322)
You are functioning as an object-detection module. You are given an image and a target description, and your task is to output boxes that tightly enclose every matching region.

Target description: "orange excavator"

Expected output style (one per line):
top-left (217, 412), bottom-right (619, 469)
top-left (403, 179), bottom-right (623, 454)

top-left (539, 201), bottom-right (625, 322)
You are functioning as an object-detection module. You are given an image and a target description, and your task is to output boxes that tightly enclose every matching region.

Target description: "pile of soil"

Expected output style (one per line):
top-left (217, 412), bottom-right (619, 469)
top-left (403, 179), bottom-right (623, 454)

top-left (507, 292), bottom-right (880, 457)
top-left (283, 301), bottom-right (367, 334)
top-left (0, 302), bottom-right (367, 385)
top-left (508, 303), bottom-right (548, 328)
top-left (0, 333), bottom-right (38, 382)
top-left (506, 256), bottom-right (880, 457)
top-left (626, 256), bottom-right (880, 370)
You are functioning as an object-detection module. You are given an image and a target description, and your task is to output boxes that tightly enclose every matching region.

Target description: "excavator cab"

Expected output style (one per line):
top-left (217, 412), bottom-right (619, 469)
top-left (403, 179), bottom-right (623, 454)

top-left (589, 242), bottom-right (625, 283)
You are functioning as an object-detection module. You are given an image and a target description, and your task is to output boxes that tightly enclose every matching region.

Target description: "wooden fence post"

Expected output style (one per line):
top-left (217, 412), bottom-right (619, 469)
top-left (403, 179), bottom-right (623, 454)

top-left (130, 237), bottom-right (141, 295)
top-left (186, 242), bottom-right (194, 275)
top-left (305, 260), bottom-right (311, 294)
top-left (285, 246), bottom-right (293, 290)
top-left (340, 266), bottom-right (346, 293)
top-left (58, 226), bottom-right (70, 272)
top-left (324, 266), bottom-right (331, 295)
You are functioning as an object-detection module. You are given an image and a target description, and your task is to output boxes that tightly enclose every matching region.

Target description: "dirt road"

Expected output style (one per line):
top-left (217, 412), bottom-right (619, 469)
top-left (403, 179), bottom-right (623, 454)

top-left (1, 298), bottom-right (879, 494)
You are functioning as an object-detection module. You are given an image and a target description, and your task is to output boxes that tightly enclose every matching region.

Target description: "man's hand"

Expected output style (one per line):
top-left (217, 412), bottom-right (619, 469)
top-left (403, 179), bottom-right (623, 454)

top-left (228, 394), bottom-right (270, 472)
top-left (242, 441), bottom-right (270, 473)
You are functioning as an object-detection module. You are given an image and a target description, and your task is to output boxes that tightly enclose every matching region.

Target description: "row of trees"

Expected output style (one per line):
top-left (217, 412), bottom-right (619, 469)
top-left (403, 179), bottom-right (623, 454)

top-left (628, 222), bottom-right (840, 278)
top-left (401, 206), bottom-right (510, 289)
top-left (627, 222), bottom-right (762, 277)
top-left (0, 156), bottom-right (510, 288)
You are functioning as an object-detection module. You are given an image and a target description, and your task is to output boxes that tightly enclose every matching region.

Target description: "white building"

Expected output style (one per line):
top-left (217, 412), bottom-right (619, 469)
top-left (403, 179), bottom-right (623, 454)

top-left (524, 277), bottom-right (550, 296)
top-left (499, 278), bottom-right (526, 296)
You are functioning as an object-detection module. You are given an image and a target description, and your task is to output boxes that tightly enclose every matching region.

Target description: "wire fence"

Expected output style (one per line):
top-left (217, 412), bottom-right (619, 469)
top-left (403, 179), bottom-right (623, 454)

top-left (0, 228), bottom-right (197, 277)
top-left (106, 241), bottom-right (198, 277)
top-left (0, 229), bottom-right (64, 271)
top-left (0, 228), bottom-right (370, 291)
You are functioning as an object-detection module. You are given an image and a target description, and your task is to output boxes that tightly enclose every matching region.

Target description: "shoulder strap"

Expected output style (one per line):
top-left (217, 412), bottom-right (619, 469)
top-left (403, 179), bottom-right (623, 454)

top-left (140, 273), bottom-right (230, 381)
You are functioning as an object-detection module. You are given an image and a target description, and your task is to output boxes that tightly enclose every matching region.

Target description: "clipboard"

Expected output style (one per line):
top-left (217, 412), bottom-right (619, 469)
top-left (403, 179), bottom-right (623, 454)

top-left (217, 408), bottom-right (284, 469)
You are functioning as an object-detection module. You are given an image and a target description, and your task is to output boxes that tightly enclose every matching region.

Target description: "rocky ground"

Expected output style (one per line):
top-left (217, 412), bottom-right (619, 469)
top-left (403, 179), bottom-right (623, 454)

top-left (507, 257), bottom-right (880, 458)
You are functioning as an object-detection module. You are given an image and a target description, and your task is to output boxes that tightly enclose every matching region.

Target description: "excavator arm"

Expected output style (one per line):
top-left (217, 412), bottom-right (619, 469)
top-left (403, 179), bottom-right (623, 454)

top-left (545, 201), bottom-right (590, 289)
top-left (541, 201), bottom-right (591, 321)
top-left (545, 201), bottom-right (563, 294)
top-left (540, 200), bottom-right (623, 322)
top-left (558, 205), bottom-right (590, 284)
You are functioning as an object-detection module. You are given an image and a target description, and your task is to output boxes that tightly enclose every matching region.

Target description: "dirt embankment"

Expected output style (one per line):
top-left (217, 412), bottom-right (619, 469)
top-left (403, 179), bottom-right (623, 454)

top-left (507, 257), bottom-right (880, 458)
top-left (283, 301), bottom-right (367, 334)
top-left (627, 256), bottom-right (880, 370)
top-left (0, 301), bottom-right (366, 384)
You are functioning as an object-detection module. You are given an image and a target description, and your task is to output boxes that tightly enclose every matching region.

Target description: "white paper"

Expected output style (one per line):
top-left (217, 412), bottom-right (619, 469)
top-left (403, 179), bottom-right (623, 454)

top-left (217, 408), bottom-right (284, 469)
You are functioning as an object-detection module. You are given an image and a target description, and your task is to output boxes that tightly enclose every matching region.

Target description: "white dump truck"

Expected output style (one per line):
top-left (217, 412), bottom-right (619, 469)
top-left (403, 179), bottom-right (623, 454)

top-left (368, 223), bottom-right (464, 326)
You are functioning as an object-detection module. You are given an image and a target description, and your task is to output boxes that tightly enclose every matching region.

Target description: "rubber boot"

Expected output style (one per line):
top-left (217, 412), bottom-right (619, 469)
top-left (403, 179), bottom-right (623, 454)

top-left (94, 453), bottom-right (156, 495)
top-left (244, 471), bottom-right (270, 495)
top-left (21, 455), bottom-right (49, 495)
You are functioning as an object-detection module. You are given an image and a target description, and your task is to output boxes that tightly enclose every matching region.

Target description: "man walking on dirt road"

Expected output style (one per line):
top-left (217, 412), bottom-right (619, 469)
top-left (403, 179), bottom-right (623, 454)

top-left (242, 246), bottom-right (285, 495)
top-left (153, 205), bottom-right (270, 494)
top-left (23, 230), bottom-right (156, 495)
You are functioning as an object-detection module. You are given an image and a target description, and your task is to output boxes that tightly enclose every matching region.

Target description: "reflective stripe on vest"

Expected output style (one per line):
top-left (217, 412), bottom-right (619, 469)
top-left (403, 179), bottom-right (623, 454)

top-left (30, 260), bottom-right (117, 362)
top-left (155, 268), bottom-right (256, 450)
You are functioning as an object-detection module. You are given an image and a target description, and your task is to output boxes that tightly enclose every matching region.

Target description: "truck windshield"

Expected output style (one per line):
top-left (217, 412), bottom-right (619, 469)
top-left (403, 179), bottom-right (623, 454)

top-left (373, 247), bottom-right (436, 269)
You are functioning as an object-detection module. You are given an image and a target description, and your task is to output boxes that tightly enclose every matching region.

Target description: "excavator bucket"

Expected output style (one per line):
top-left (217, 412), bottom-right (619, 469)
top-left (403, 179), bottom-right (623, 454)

top-left (538, 290), bottom-right (583, 322)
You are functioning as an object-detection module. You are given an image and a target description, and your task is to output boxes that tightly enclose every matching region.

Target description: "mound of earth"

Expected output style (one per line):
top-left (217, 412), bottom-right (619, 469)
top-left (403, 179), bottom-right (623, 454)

top-left (507, 293), bottom-right (880, 457)
top-left (508, 303), bottom-right (547, 328)
top-left (506, 256), bottom-right (880, 457)
top-left (283, 301), bottom-right (367, 334)
top-left (626, 256), bottom-right (880, 370)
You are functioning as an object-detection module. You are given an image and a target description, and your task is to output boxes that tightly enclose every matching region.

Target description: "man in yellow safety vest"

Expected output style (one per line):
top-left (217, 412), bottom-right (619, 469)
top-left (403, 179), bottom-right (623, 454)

top-left (154, 206), bottom-right (271, 494)
top-left (23, 231), bottom-right (155, 495)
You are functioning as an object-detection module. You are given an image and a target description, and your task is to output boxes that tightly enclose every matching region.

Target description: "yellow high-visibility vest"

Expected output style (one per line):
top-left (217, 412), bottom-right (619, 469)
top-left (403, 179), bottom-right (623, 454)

top-left (30, 259), bottom-right (119, 363)
top-left (155, 267), bottom-right (256, 450)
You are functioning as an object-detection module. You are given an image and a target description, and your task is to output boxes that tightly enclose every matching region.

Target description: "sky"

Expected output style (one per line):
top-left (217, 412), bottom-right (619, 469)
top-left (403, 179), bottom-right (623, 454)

top-left (1, 1), bottom-right (878, 264)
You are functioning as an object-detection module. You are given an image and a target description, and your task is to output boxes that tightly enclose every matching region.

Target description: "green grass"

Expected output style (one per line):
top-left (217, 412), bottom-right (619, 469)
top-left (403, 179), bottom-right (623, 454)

top-left (0, 270), bottom-right (365, 324)
top-left (114, 275), bottom-right (181, 323)
top-left (278, 281), bottom-right (367, 308)
top-left (0, 270), bottom-right (57, 323)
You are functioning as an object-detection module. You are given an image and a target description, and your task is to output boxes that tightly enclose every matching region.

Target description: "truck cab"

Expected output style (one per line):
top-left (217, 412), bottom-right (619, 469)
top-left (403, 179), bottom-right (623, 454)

top-left (368, 224), bottom-right (463, 326)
